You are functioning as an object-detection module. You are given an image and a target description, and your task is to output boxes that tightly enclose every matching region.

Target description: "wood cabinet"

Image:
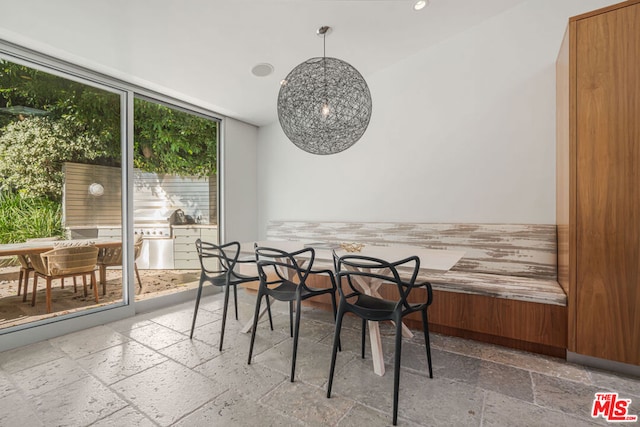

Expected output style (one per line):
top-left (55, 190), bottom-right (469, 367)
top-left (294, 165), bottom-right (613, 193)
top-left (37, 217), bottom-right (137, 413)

top-left (556, 0), bottom-right (640, 366)
top-left (172, 225), bottom-right (218, 269)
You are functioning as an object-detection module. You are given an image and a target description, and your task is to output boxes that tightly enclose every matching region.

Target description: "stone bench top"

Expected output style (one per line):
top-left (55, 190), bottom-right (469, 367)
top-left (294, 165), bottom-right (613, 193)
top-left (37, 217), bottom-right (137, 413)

top-left (418, 270), bottom-right (566, 306)
top-left (309, 259), bottom-right (566, 306)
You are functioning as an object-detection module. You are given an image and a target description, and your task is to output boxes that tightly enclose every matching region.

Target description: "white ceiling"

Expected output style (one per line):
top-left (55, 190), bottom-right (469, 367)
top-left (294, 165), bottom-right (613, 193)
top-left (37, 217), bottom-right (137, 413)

top-left (1, 0), bottom-right (528, 126)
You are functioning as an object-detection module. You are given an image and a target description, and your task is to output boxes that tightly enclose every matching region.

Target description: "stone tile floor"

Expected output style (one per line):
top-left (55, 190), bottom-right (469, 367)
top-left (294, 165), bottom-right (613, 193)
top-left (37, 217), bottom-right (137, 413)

top-left (0, 289), bottom-right (638, 426)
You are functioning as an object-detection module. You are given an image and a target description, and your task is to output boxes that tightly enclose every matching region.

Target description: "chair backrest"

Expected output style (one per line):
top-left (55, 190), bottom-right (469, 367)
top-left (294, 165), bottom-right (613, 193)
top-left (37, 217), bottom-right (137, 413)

top-left (196, 239), bottom-right (241, 275)
top-left (20, 237), bottom-right (62, 269)
top-left (334, 252), bottom-right (426, 310)
top-left (38, 245), bottom-right (99, 276)
top-left (254, 246), bottom-right (315, 290)
top-left (16, 254), bottom-right (31, 270)
top-left (98, 235), bottom-right (144, 265)
top-left (133, 234), bottom-right (143, 260)
top-left (98, 246), bottom-right (122, 265)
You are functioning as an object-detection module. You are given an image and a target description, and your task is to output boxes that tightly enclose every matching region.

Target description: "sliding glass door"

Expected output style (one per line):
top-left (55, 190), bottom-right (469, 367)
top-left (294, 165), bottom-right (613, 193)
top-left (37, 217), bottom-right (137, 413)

top-left (131, 96), bottom-right (219, 302)
top-left (0, 38), bottom-right (223, 350)
top-left (0, 56), bottom-right (127, 329)
top-left (0, 49), bottom-right (222, 340)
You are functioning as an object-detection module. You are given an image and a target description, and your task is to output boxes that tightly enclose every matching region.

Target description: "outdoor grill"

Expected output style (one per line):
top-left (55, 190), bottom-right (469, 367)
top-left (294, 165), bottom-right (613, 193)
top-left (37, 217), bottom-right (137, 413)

top-left (132, 219), bottom-right (174, 269)
top-left (133, 224), bottom-right (171, 239)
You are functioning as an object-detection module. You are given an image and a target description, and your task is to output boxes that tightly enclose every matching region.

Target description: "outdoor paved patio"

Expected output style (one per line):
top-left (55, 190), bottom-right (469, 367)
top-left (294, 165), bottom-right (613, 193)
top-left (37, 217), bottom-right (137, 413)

top-left (0, 289), bottom-right (638, 426)
top-left (0, 268), bottom-right (200, 329)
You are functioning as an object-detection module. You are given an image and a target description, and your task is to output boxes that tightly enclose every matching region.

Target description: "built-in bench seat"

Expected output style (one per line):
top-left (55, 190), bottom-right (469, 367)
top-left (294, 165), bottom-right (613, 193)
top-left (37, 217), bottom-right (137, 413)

top-left (418, 270), bottom-right (566, 306)
top-left (267, 221), bottom-right (567, 358)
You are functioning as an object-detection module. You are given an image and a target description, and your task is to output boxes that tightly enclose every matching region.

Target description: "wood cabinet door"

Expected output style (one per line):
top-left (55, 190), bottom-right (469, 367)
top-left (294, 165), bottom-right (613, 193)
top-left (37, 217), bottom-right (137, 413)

top-left (575, 3), bottom-right (640, 365)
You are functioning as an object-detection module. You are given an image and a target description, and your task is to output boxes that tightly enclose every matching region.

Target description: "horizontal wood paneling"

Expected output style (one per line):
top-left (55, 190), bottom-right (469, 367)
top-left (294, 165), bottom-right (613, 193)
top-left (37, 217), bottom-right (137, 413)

top-left (133, 170), bottom-right (210, 225)
top-left (63, 162), bottom-right (212, 228)
top-left (63, 163), bottom-right (122, 227)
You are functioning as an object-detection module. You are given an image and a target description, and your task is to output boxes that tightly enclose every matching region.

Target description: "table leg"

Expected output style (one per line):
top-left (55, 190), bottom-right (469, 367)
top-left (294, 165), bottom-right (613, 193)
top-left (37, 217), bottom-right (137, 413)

top-left (349, 269), bottom-right (416, 376)
top-left (240, 296), bottom-right (272, 333)
top-left (368, 320), bottom-right (386, 376)
top-left (350, 273), bottom-right (389, 376)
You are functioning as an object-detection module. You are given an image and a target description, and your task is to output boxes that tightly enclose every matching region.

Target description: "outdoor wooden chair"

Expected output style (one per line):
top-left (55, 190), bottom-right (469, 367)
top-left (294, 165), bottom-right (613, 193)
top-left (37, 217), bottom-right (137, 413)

top-left (96, 235), bottom-right (143, 295)
top-left (30, 245), bottom-right (99, 313)
top-left (16, 237), bottom-right (62, 302)
top-left (17, 254), bottom-right (33, 302)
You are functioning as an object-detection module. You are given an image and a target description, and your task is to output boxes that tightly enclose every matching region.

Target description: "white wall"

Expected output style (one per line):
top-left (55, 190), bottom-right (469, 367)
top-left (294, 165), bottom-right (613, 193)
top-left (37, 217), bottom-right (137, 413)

top-left (222, 118), bottom-right (259, 243)
top-left (256, 0), bottom-right (618, 238)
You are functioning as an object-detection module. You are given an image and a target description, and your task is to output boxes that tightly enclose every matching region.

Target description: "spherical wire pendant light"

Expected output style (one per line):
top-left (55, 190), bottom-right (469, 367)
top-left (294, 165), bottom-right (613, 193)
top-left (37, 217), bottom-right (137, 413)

top-left (277, 26), bottom-right (372, 155)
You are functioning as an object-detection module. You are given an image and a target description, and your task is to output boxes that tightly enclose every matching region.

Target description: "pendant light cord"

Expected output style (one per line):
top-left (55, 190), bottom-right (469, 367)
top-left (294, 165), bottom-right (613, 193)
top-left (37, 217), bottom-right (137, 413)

top-left (323, 31), bottom-right (326, 58)
top-left (323, 32), bottom-right (328, 115)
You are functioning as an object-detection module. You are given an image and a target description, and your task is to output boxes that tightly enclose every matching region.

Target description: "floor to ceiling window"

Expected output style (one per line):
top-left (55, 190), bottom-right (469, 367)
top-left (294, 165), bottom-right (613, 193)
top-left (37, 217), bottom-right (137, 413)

top-left (0, 47), bottom-right (220, 340)
top-left (0, 56), bottom-right (126, 329)
top-left (130, 96), bottom-right (219, 303)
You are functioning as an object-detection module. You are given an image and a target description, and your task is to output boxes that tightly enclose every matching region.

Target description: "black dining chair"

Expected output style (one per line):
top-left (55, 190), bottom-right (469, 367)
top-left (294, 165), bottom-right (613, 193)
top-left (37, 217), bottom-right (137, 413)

top-left (190, 239), bottom-right (267, 351)
top-left (327, 252), bottom-right (434, 426)
top-left (247, 245), bottom-right (339, 382)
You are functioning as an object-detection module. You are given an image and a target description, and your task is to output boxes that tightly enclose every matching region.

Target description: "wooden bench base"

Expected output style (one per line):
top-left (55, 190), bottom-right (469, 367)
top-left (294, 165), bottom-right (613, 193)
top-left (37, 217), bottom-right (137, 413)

top-left (304, 275), bottom-right (567, 358)
top-left (407, 290), bottom-right (566, 358)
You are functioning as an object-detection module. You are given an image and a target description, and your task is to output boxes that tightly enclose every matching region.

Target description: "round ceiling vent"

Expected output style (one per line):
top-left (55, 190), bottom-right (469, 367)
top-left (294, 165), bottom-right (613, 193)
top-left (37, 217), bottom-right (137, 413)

top-left (251, 63), bottom-right (274, 77)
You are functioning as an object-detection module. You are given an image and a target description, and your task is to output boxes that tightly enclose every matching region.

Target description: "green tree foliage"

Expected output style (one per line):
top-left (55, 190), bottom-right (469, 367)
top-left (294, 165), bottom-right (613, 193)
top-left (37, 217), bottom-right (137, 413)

top-left (0, 60), bottom-right (121, 160)
top-left (0, 60), bottom-right (217, 198)
top-left (134, 99), bottom-right (217, 176)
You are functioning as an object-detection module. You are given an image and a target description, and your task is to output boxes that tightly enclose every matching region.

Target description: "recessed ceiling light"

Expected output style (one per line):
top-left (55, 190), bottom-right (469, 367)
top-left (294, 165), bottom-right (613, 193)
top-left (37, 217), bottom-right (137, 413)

top-left (251, 63), bottom-right (274, 77)
top-left (413, 0), bottom-right (428, 11)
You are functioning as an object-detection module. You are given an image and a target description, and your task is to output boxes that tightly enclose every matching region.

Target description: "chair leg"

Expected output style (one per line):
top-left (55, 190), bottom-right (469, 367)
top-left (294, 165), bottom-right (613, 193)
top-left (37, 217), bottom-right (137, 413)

top-left (266, 296), bottom-right (274, 331)
top-left (247, 291), bottom-right (264, 365)
top-left (327, 304), bottom-right (345, 398)
top-left (233, 284), bottom-right (238, 320)
top-left (190, 278), bottom-right (206, 339)
top-left (329, 292), bottom-right (342, 352)
top-left (361, 318), bottom-right (367, 359)
top-left (21, 269), bottom-right (30, 302)
top-left (289, 300), bottom-right (294, 337)
top-left (102, 268), bottom-right (107, 296)
top-left (99, 265), bottom-right (106, 292)
top-left (219, 283), bottom-right (231, 351)
top-left (422, 309), bottom-right (433, 379)
top-left (18, 269), bottom-right (24, 296)
top-left (31, 275), bottom-right (38, 306)
top-left (46, 277), bottom-right (52, 314)
top-left (290, 296), bottom-right (302, 382)
top-left (92, 271), bottom-right (99, 303)
top-left (392, 314), bottom-right (403, 426)
top-left (82, 274), bottom-right (88, 297)
top-left (134, 263), bottom-right (142, 289)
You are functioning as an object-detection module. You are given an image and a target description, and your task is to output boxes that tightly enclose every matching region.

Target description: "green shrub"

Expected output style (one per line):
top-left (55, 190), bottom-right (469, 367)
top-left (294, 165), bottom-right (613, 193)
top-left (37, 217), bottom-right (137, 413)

top-left (0, 191), bottom-right (63, 244)
top-left (0, 117), bottom-right (108, 199)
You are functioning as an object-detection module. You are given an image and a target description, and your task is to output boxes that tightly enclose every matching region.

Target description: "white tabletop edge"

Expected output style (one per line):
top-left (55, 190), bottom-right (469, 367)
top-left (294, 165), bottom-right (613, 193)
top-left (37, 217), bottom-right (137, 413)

top-left (240, 240), bottom-right (465, 273)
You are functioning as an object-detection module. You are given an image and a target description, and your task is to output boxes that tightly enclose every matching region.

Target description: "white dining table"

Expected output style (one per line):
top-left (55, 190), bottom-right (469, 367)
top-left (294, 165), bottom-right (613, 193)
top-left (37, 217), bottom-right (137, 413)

top-left (0, 238), bottom-right (121, 258)
top-left (237, 240), bottom-right (465, 376)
